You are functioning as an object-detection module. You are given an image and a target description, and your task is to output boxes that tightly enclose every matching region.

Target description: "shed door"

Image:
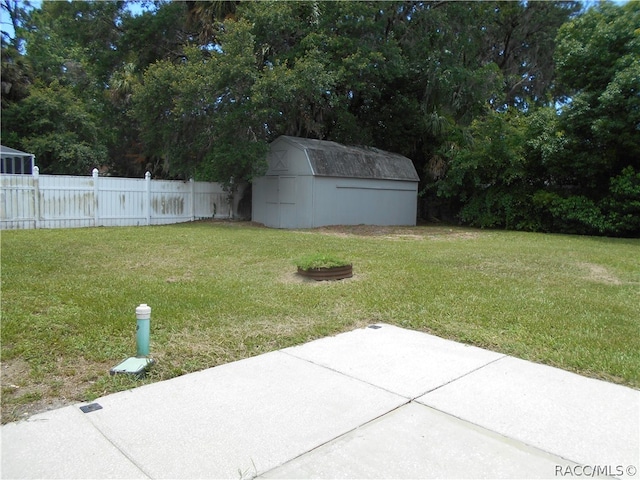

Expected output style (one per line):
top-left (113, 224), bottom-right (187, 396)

top-left (278, 176), bottom-right (296, 228)
top-left (264, 176), bottom-right (297, 228)
top-left (265, 177), bottom-right (279, 227)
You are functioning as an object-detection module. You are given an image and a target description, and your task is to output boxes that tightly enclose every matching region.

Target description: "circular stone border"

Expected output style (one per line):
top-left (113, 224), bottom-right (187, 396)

top-left (296, 264), bottom-right (353, 281)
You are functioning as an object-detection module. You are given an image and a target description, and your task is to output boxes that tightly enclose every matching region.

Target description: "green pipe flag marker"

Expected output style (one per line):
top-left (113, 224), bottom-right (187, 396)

top-left (110, 303), bottom-right (155, 376)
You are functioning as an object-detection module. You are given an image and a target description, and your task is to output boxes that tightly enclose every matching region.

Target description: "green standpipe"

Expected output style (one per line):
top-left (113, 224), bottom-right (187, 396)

top-left (136, 303), bottom-right (151, 357)
top-left (109, 303), bottom-right (154, 376)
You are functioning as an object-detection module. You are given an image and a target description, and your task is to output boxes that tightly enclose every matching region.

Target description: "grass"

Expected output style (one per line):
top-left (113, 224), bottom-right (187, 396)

top-left (1, 221), bottom-right (639, 423)
top-left (294, 253), bottom-right (351, 270)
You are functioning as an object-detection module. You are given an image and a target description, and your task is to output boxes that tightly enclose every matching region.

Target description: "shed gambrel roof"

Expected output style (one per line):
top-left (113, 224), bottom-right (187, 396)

top-left (278, 136), bottom-right (420, 182)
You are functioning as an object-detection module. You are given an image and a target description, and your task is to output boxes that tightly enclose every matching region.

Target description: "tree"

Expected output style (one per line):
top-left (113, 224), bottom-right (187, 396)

top-left (1, 0), bottom-right (31, 51)
top-left (1, 79), bottom-right (108, 174)
top-left (536, 1), bottom-right (640, 236)
top-left (555, 1), bottom-right (640, 186)
top-left (399, 1), bottom-right (575, 220)
top-left (242, 1), bottom-right (408, 145)
top-left (436, 107), bottom-right (535, 229)
top-left (185, 0), bottom-right (240, 46)
top-left (2, 0), bottom-right (599, 230)
top-left (21, 1), bottom-right (126, 89)
top-left (117, 1), bottom-right (189, 71)
top-left (1, 0), bottom-right (33, 107)
top-left (2, 1), bottom-right (128, 174)
top-left (427, 1), bottom-right (639, 236)
top-left (131, 20), bottom-right (268, 183)
top-left (130, 1), bottom-right (408, 181)
top-left (1, 41), bottom-right (31, 108)
top-left (483, 1), bottom-right (580, 109)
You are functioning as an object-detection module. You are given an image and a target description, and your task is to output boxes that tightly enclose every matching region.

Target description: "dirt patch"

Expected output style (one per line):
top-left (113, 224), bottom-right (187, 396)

top-left (1, 357), bottom-right (112, 424)
top-left (308, 224), bottom-right (481, 240)
top-left (578, 262), bottom-right (623, 285)
top-left (311, 225), bottom-right (420, 237)
top-left (166, 271), bottom-right (194, 283)
top-left (382, 234), bottom-right (425, 241)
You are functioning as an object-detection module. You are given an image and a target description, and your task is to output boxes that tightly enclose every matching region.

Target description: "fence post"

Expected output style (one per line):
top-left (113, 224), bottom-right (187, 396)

top-left (93, 168), bottom-right (99, 227)
top-left (145, 171), bottom-right (151, 226)
top-left (32, 166), bottom-right (40, 229)
top-left (190, 178), bottom-right (195, 222)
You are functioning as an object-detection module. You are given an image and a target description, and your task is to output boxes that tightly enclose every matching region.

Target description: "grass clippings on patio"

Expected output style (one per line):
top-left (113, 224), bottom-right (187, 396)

top-left (1, 221), bottom-right (639, 423)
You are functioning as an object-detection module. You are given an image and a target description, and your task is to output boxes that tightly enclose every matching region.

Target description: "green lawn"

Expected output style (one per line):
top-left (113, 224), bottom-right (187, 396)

top-left (1, 221), bottom-right (639, 423)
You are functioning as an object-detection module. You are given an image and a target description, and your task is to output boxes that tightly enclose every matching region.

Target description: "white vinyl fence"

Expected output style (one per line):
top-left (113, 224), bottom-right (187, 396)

top-left (1, 168), bottom-right (233, 230)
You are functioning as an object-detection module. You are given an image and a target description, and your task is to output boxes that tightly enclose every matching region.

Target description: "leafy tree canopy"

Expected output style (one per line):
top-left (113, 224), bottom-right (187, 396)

top-left (4, 0), bottom-right (638, 236)
top-left (434, 1), bottom-right (640, 236)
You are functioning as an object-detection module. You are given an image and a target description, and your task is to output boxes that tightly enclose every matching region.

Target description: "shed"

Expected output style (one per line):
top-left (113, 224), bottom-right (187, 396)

top-left (1, 145), bottom-right (35, 175)
top-left (252, 136), bottom-right (420, 228)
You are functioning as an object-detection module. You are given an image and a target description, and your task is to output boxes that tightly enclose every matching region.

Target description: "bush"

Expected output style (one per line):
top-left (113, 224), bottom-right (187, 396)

top-left (532, 167), bottom-right (640, 237)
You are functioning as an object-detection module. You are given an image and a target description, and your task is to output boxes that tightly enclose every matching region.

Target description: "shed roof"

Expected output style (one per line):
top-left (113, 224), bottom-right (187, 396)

top-left (1, 145), bottom-right (33, 157)
top-left (278, 136), bottom-right (419, 182)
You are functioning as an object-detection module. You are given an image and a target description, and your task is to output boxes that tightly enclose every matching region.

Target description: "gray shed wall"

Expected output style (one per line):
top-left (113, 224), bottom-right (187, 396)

top-left (253, 175), bottom-right (315, 228)
top-left (252, 136), bottom-right (418, 228)
top-left (265, 139), bottom-right (312, 176)
top-left (312, 177), bottom-right (418, 227)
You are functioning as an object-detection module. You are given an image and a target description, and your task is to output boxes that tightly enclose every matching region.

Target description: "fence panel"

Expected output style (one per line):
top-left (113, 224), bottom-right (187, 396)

top-left (98, 176), bottom-right (147, 227)
top-left (194, 181), bottom-right (229, 219)
top-left (0, 174), bottom-right (36, 229)
top-left (0, 169), bottom-right (232, 230)
top-left (38, 174), bottom-right (95, 229)
top-left (150, 178), bottom-right (193, 225)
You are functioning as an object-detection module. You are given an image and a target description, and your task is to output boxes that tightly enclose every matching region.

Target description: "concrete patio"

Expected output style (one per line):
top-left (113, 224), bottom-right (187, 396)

top-left (2, 324), bottom-right (638, 479)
